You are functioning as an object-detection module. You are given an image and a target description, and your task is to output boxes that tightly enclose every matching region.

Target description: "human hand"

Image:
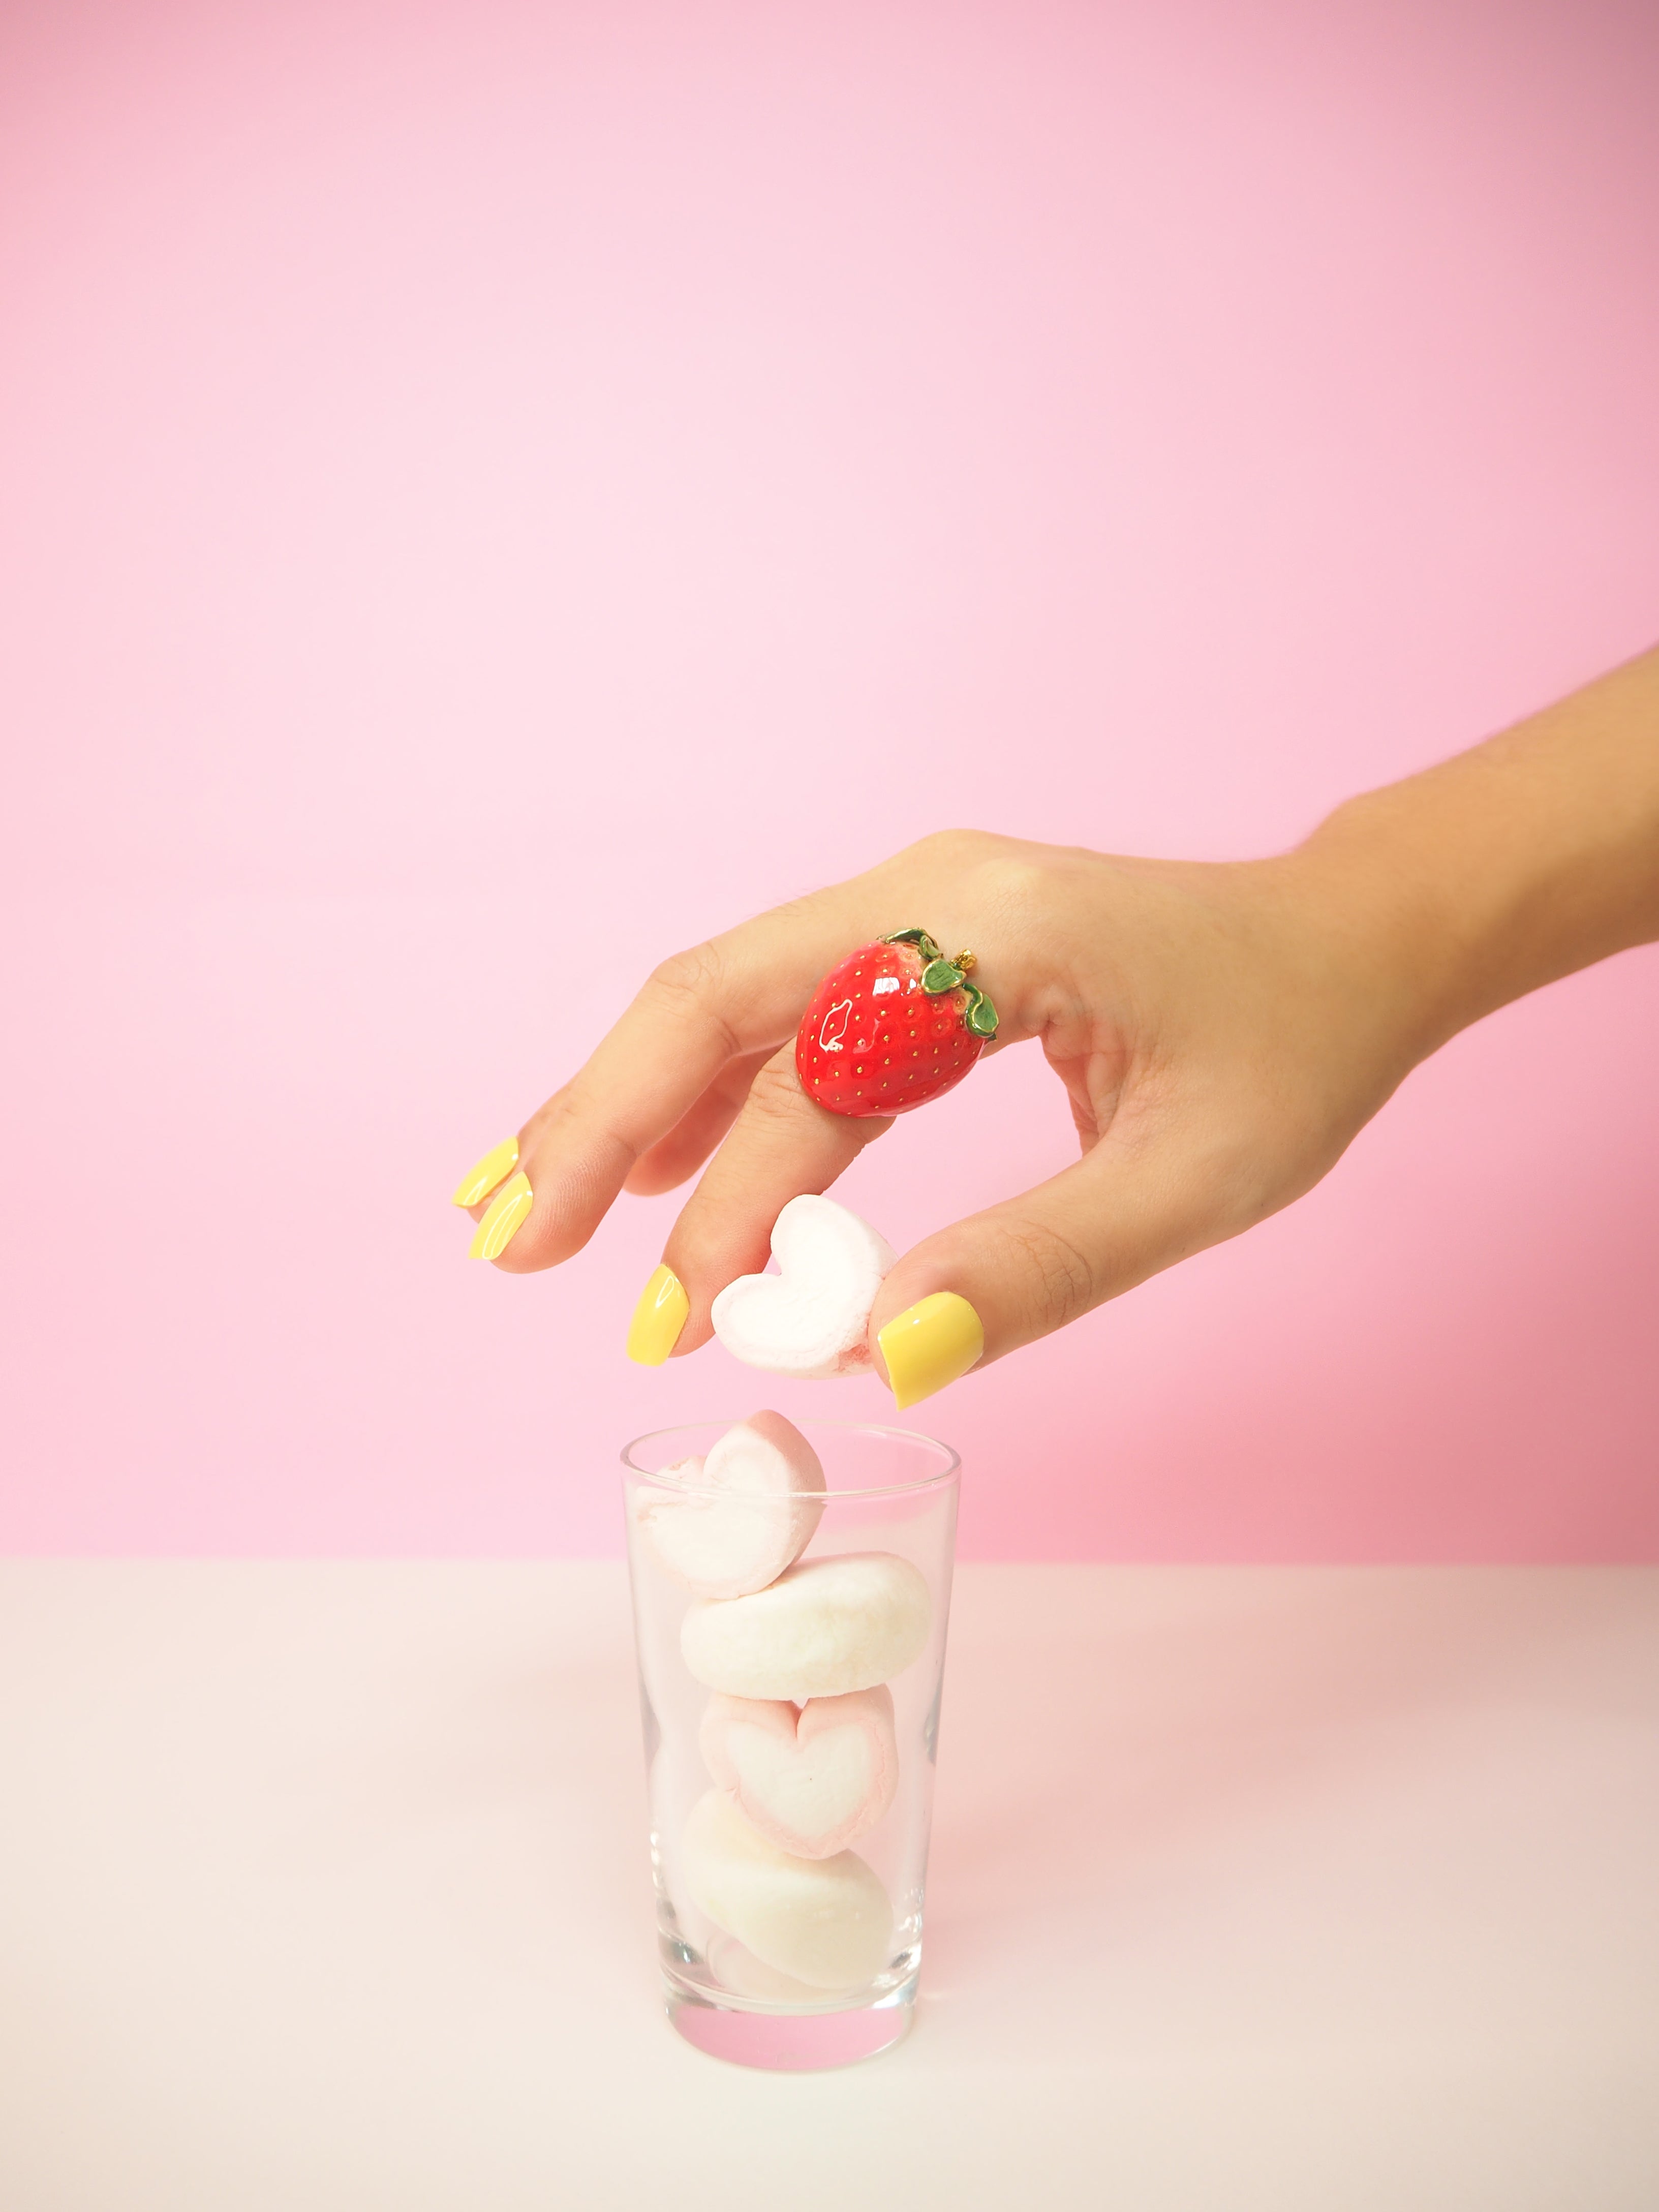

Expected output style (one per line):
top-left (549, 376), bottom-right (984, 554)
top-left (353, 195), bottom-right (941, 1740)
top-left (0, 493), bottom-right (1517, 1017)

top-left (453, 825), bottom-right (1438, 1408)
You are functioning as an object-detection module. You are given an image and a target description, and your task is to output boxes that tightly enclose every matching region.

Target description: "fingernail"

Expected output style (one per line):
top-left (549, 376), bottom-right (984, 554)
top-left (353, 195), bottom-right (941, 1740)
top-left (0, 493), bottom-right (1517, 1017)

top-left (468, 1171), bottom-right (534, 1260)
top-left (878, 1292), bottom-right (985, 1410)
top-left (627, 1263), bottom-right (690, 1365)
top-left (452, 1136), bottom-right (519, 1208)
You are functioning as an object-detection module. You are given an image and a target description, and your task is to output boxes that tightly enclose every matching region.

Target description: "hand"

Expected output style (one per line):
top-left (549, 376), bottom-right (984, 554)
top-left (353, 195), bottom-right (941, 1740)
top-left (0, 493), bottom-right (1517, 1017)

top-left (453, 645), bottom-right (1659, 1410)
top-left (453, 826), bottom-right (1434, 1406)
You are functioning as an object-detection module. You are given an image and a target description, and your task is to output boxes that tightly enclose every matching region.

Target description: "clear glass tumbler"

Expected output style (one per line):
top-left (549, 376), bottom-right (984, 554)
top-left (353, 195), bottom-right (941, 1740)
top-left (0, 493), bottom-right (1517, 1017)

top-left (622, 1418), bottom-right (960, 2071)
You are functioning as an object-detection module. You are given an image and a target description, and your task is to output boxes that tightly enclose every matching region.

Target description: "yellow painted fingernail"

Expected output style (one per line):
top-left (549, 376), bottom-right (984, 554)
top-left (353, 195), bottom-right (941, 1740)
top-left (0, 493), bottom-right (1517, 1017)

top-left (627, 1263), bottom-right (690, 1365)
top-left (452, 1135), bottom-right (519, 1208)
top-left (878, 1292), bottom-right (985, 1410)
top-left (468, 1171), bottom-right (533, 1259)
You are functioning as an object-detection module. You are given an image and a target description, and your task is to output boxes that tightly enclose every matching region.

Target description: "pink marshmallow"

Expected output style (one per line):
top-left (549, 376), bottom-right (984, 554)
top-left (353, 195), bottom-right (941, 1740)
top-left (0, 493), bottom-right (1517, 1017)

top-left (632, 1411), bottom-right (825, 1600)
top-left (699, 1684), bottom-right (899, 1859)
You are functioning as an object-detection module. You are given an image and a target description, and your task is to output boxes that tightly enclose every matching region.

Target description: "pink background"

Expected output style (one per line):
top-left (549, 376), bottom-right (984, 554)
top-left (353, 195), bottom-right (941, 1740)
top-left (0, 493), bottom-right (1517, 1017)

top-left (2, 0), bottom-right (1656, 1560)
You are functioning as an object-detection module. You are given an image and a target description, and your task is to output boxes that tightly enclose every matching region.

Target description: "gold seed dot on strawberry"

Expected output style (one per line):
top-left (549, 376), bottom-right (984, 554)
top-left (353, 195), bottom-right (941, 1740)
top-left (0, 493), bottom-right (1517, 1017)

top-left (794, 929), bottom-right (997, 1118)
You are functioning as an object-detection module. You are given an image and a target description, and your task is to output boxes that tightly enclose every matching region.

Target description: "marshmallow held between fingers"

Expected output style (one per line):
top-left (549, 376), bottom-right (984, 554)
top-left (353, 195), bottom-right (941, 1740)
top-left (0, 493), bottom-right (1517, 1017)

top-left (681, 1787), bottom-right (894, 1991)
top-left (632, 1412), bottom-right (826, 1600)
top-left (711, 1194), bottom-right (896, 1379)
top-left (681, 1552), bottom-right (932, 1701)
top-left (700, 1685), bottom-right (900, 1859)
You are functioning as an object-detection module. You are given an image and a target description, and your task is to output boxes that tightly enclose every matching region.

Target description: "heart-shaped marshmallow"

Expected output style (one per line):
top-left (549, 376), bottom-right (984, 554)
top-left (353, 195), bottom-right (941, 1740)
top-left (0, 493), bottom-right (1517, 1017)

top-left (632, 1411), bottom-right (825, 1599)
top-left (710, 1194), bottom-right (896, 1379)
top-left (700, 1684), bottom-right (899, 1858)
top-left (681, 1787), bottom-right (894, 1992)
top-left (681, 1551), bottom-right (932, 1702)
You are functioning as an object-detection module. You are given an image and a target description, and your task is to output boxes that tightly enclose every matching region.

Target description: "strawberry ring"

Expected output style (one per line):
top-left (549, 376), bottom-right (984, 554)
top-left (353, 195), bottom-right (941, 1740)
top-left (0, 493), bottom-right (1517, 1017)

top-left (794, 927), bottom-right (999, 1118)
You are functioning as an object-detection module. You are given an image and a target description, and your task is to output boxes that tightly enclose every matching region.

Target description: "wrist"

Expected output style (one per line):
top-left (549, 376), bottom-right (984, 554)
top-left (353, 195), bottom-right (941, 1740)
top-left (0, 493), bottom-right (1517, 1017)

top-left (1284, 791), bottom-right (1501, 1066)
top-left (1289, 649), bottom-right (1659, 1061)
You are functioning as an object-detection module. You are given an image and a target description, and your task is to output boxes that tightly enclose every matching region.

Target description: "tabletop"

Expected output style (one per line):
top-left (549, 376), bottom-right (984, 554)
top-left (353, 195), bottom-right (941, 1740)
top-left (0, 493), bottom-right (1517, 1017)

top-left (2, 1561), bottom-right (1655, 2210)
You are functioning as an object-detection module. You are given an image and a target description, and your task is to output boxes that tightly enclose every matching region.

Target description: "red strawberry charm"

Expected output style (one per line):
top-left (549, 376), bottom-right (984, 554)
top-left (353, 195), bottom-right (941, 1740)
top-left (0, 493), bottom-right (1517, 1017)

top-left (795, 928), bottom-right (999, 1118)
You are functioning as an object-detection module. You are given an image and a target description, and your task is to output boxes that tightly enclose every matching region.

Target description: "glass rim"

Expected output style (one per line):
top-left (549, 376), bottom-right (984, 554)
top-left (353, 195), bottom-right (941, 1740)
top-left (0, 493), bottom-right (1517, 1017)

top-left (620, 1416), bottom-right (961, 1502)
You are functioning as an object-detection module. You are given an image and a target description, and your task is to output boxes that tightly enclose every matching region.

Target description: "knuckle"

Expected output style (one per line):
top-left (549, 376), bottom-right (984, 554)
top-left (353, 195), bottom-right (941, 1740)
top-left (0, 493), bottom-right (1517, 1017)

top-left (741, 1052), bottom-right (806, 1127)
top-left (1001, 1216), bottom-right (1098, 1333)
top-left (647, 943), bottom-right (725, 1003)
top-left (975, 854), bottom-right (1050, 921)
top-left (905, 825), bottom-right (999, 869)
top-left (644, 945), bottom-right (740, 1055)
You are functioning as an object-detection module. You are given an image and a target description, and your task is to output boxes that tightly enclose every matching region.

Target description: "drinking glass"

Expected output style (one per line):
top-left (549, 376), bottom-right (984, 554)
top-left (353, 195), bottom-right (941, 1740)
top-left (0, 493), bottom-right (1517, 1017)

top-left (622, 1419), bottom-right (960, 2070)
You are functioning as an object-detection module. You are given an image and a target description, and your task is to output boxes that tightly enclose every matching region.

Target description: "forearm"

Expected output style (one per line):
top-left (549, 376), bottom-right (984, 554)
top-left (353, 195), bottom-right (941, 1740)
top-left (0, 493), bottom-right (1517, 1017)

top-left (1295, 644), bottom-right (1659, 1061)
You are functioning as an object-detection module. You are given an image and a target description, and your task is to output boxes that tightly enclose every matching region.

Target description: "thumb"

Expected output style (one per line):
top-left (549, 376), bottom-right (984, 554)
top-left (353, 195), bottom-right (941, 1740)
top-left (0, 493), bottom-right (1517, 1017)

top-left (868, 1129), bottom-right (1241, 1410)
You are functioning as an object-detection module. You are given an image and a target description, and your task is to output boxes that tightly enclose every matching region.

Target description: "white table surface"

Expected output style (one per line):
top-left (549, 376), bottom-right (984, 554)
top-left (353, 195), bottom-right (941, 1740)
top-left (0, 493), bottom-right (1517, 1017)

top-left (1, 1562), bottom-right (1655, 2211)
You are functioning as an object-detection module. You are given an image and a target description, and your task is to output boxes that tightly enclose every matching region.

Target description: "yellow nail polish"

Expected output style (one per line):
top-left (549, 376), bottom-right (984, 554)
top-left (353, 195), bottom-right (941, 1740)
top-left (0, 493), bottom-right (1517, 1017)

top-left (468, 1171), bottom-right (533, 1260)
top-left (627, 1263), bottom-right (690, 1366)
top-left (878, 1292), bottom-right (985, 1410)
top-left (452, 1135), bottom-right (519, 1209)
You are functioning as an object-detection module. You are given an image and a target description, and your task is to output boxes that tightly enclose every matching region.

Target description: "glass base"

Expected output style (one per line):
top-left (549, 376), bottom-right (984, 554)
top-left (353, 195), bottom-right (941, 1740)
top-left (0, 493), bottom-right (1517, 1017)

top-left (666, 1975), bottom-right (915, 2071)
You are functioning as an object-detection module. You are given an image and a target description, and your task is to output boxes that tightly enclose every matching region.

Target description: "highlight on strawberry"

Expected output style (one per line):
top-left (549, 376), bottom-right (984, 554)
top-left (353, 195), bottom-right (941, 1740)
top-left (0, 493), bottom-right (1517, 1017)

top-left (794, 928), bottom-right (999, 1119)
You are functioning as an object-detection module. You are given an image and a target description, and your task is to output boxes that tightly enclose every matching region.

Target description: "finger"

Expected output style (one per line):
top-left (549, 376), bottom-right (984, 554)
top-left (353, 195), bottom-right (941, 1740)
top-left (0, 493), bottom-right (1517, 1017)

top-left (629, 1047), bottom-right (892, 1360)
top-left (866, 1115), bottom-right (1257, 1408)
top-left (621, 1049), bottom-right (775, 1198)
top-left (455, 1031), bottom-right (998, 1232)
top-left (478, 888), bottom-right (880, 1274)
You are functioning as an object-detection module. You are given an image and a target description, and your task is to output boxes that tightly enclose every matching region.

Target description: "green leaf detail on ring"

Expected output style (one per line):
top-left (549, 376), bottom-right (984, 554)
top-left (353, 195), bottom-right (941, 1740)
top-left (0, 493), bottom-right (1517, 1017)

top-left (882, 927), bottom-right (942, 962)
top-left (964, 986), bottom-right (999, 1037)
top-left (881, 928), bottom-right (996, 1034)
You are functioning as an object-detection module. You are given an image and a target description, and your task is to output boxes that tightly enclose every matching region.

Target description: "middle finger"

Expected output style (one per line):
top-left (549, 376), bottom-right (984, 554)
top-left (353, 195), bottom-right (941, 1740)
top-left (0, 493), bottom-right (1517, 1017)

top-left (657, 1048), bottom-right (893, 1354)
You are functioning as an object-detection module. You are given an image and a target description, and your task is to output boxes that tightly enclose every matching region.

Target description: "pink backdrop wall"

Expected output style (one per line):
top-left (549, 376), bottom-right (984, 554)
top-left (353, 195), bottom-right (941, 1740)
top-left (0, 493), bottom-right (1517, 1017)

top-left (3, 0), bottom-right (1656, 1560)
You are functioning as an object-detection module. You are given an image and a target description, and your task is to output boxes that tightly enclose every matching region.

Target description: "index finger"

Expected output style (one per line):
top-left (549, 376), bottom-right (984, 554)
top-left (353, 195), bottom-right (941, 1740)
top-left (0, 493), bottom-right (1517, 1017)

top-left (479, 882), bottom-right (879, 1272)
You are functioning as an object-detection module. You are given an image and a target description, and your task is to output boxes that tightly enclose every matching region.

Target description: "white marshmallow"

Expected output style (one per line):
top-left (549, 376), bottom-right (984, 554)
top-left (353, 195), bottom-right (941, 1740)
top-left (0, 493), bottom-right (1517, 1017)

top-left (681, 1552), bottom-right (932, 1701)
top-left (682, 1787), bottom-right (894, 1992)
top-left (700, 1684), bottom-right (899, 1859)
top-left (710, 1193), bottom-right (896, 1379)
top-left (704, 1941), bottom-right (830, 2005)
top-left (632, 1412), bottom-right (825, 1600)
